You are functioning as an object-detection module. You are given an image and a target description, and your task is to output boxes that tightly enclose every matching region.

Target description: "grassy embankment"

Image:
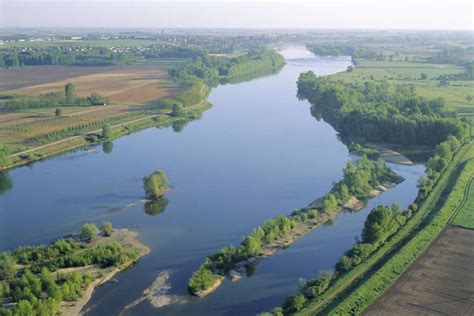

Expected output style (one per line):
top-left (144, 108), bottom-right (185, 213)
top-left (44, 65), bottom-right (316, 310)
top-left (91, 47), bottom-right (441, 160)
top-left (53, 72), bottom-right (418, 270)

top-left (297, 141), bottom-right (474, 315)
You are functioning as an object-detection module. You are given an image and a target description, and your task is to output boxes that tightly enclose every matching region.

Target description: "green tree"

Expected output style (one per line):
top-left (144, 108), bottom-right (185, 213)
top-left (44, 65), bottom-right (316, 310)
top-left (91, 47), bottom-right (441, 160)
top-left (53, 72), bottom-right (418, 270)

top-left (80, 223), bottom-right (100, 242)
top-left (88, 92), bottom-right (107, 106)
top-left (143, 170), bottom-right (170, 199)
top-left (420, 73), bottom-right (428, 80)
top-left (339, 183), bottom-right (350, 204)
top-left (323, 193), bottom-right (338, 214)
top-left (188, 259), bottom-right (219, 294)
top-left (0, 253), bottom-right (16, 280)
top-left (64, 83), bottom-right (75, 98)
top-left (0, 145), bottom-right (10, 169)
top-left (171, 102), bottom-right (185, 117)
top-left (55, 108), bottom-right (63, 117)
top-left (102, 222), bottom-right (113, 237)
top-left (101, 124), bottom-right (111, 140)
top-left (283, 294), bottom-right (306, 313)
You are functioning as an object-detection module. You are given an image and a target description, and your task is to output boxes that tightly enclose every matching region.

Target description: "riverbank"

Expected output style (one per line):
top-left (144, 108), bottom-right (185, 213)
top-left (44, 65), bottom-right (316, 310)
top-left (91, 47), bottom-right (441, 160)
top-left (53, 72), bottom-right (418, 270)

top-left (62, 229), bottom-right (150, 315)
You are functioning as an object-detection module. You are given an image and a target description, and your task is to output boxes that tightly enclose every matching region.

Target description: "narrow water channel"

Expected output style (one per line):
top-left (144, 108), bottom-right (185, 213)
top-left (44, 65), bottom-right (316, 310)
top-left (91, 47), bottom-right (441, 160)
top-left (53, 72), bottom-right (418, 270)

top-left (0, 46), bottom-right (425, 315)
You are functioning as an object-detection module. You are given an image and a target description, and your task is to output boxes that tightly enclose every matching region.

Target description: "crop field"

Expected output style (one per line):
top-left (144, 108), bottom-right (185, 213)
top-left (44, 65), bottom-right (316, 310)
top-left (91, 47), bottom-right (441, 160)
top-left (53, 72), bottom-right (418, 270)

top-left (0, 65), bottom-right (183, 152)
top-left (4, 66), bottom-right (180, 104)
top-left (329, 60), bottom-right (474, 119)
top-left (0, 65), bottom-right (121, 92)
top-left (364, 226), bottom-right (474, 316)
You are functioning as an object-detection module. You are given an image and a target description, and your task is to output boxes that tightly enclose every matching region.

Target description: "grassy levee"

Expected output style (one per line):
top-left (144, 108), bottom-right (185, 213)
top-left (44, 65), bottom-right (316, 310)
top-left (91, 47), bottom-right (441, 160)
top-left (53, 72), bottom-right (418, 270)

top-left (315, 142), bottom-right (474, 315)
top-left (450, 173), bottom-right (474, 229)
top-left (296, 142), bottom-right (474, 316)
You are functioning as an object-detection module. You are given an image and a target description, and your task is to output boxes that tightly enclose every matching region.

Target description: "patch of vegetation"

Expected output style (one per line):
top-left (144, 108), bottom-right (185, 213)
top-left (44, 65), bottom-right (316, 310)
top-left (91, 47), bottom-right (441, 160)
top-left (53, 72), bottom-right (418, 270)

top-left (0, 224), bottom-right (141, 316)
top-left (143, 170), bottom-right (170, 199)
top-left (298, 71), bottom-right (470, 146)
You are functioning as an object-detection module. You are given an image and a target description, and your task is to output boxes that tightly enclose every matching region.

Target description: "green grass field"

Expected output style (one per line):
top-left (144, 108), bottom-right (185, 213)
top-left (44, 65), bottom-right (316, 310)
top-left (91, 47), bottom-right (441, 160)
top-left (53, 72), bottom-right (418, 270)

top-left (450, 173), bottom-right (474, 229)
top-left (329, 60), bottom-right (474, 120)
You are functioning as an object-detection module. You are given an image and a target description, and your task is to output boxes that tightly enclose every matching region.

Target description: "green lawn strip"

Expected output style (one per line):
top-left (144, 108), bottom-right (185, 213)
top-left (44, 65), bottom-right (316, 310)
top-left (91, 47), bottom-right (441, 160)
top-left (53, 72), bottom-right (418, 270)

top-left (322, 145), bottom-right (474, 315)
top-left (296, 143), bottom-right (472, 316)
top-left (450, 174), bottom-right (474, 229)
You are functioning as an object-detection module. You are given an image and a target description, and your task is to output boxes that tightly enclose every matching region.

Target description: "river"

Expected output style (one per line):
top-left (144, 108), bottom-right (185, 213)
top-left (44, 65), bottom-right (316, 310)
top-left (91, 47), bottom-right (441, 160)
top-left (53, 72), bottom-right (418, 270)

top-left (0, 46), bottom-right (425, 315)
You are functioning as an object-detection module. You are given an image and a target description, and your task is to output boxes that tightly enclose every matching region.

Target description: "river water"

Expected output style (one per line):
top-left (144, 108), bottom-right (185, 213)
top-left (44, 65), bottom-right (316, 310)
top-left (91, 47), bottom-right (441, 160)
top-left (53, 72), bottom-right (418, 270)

top-left (0, 46), bottom-right (424, 315)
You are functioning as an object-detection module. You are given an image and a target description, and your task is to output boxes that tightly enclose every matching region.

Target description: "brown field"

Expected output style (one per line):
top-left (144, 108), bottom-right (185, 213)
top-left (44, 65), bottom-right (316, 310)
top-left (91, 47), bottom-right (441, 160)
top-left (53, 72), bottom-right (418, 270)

top-left (0, 65), bottom-right (120, 92)
top-left (4, 66), bottom-right (181, 104)
top-left (364, 226), bottom-right (474, 316)
top-left (0, 65), bottom-right (183, 152)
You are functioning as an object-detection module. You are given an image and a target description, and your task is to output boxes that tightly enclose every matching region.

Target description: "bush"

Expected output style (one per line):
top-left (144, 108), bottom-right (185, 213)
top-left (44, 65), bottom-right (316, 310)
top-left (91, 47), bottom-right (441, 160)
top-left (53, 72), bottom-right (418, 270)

top-left (102, 222), bottom-right (113, 237)
top-left (80, 223), bottom-right (99, 242)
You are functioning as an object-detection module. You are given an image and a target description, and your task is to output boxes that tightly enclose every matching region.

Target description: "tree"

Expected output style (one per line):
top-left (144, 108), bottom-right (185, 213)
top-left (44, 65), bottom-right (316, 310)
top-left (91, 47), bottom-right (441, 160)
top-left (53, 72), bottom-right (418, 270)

top-left (102, 222), bottom-right (113, 236)
top-left (55, 108), bottom-right (63, 117)
top-left (143, 170), bottom-right (170, 199)
top-left (171, 102), bottom-right (185, 117)
top-left (420, 73), bottom-right (428, 80)
top-left (0, 253), bottom-right (16, 280)
top-left (339, 183), bottom-right (350, 204)
top-left (283, 294), bottom-right (306, 313)
top-left (88, 92), bottom-right (107, 106)
top-left (101, 124), bottom-right (111, 140)
top-left (466, 95), bottom-right (473, 103)
top-left (80, 223), bottom-right (100, 242)
top-left (0, 145), bottom-right (11, 168)
top-left (323, 193), bottom-right (338, 214)
top-left (346, 65), bottom-right (353, 73)
top-left (64, 83), bottom-right (75, 98)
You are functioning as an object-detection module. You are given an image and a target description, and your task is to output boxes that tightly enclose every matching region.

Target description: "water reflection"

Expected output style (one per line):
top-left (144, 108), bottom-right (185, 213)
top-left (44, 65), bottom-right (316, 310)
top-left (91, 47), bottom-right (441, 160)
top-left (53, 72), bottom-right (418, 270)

top-left (0, 172), bottom-right (12, 195)
top-left (103, 142), bottom-right (114, 154)
top-left (144, 198), bottom-right (169, 216)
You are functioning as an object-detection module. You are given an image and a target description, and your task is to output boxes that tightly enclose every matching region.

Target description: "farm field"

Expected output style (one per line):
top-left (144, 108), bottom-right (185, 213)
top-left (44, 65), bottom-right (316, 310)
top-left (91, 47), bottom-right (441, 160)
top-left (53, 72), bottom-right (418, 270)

top-left (364, 226), bottom-right (474, 316)
top-left (0, 65), bottom-right (183, 154)
top-left (329, 60), bottom-right (474, 120)
top-left (0, 65), bottom-right (120, 92)
top-left (3, 66), bottom-right (180, 104)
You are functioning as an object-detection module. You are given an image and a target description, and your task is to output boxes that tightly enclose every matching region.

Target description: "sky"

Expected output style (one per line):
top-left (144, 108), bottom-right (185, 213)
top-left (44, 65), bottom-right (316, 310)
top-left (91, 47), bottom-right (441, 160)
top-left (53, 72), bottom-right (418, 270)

top-left (0, 0), bottom-right (473, 30)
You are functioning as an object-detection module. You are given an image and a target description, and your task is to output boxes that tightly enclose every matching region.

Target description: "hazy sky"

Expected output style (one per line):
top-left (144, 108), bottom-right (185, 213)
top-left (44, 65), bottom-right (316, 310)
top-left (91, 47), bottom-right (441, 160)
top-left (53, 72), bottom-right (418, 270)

top-left (1, 0), bottom-right (473, 30)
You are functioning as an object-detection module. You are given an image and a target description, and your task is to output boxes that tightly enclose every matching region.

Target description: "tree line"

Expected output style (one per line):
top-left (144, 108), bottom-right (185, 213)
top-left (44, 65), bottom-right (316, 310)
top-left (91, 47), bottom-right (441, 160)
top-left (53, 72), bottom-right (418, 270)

top-left (297, 72), bottom-right (471, 146)
top-left (1, 83), bottom-right (109, 110)
top-left (0, 47), bottom-right (130, 68)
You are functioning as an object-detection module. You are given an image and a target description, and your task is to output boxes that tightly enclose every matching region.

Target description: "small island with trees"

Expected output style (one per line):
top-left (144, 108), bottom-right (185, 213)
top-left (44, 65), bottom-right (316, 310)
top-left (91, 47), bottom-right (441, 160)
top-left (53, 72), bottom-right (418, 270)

top-left (143, 170), bottom-right (171, 200)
